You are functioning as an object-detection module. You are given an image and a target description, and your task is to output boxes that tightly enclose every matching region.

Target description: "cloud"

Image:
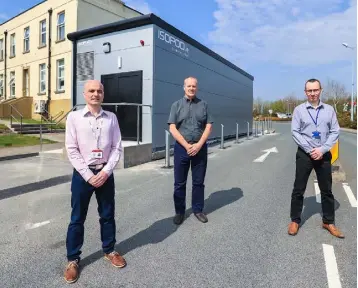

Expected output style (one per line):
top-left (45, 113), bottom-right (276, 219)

top-left (207, 0), bottom-right (357, 68)
top-left (124, 0), bottom-right (153, 15)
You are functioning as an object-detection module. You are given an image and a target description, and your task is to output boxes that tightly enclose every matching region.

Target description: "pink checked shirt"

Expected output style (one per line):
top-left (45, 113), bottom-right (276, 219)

top-left (65, 105), bottom-right (123, 182)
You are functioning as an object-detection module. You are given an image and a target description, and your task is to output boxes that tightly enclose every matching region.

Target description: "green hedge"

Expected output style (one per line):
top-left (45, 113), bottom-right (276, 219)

top-left (337, 112), bottom-right (357, 130)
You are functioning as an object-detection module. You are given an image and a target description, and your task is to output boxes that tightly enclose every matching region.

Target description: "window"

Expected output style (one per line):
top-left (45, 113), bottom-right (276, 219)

top-left (10, 72), bottom-right (15, 97)
top-left (39, 63), bottom-right (46, 93)
top-left (40, 20), bottom-right (46, 46)
top-left (0, 39), bottom-right (3, 60)
top-left (24, 27), bottom-right (30, 52)
top-left (57, 59), bottom-right (65, 91)
top-left (0, 74), bottom-right (3, 97)
top-left (10, 34), bottom-right (15, 57)
top-left (57, 12), bottom-right (65, 41)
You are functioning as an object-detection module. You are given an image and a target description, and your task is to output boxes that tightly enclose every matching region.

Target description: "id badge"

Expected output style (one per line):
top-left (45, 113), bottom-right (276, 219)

top-left (91, 149), bottom-right (103, 159)
top-left (312, 131), bottom-right (321, 140)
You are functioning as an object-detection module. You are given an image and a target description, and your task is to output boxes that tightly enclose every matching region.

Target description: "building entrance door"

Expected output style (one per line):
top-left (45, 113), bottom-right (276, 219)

top-left (101, 71), bottom-right (143, 141)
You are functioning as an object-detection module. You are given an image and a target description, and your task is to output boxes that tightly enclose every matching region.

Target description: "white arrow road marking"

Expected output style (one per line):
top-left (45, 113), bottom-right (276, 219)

top-left (342, 183), bottom-right (357, 207)
top-left (314, 180), bottom-right (321, 203)
top-left (322, 244), bottom-right (342, 288)
top-left (253, 147), bottom-right (278, 162)
top-left (25, 220), bottom-right (50, 230)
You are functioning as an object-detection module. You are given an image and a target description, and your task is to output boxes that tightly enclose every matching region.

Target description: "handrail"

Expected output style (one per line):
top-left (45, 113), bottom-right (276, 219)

top-left (52, 110), bottom-right (64, 122)
top-left (55, 104), bottom-right (81, 125)
top-left (55, 102), bottom-right (153, 144)
top-left (9, 103), bottom-right (23, 118)
top-left (9, 104), bottom-right (23, 134)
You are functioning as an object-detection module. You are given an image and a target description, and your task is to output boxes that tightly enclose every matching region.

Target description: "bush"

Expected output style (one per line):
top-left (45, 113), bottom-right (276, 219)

top-left (337, 112), bottom-right (357, 129)
top-left (254, 116), bottom-right (291, 122)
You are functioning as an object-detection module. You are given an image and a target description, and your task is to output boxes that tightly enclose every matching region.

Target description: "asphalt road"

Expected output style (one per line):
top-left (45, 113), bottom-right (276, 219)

top-left (0, 123), bottom-right (356, 288)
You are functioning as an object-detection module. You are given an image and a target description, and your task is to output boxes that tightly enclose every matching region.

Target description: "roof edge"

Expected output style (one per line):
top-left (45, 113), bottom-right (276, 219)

top-left (0, 0), bottom-right (47, 26)
top-left (67, 13), bottom-right (153, 41)
top-left (67, 13), bottom-right (254, 81)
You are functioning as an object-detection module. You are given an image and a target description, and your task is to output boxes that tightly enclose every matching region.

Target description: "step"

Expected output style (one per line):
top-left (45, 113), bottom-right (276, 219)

top-left (18, 129), bottom-right (65, 134)
top-left (13, 126), bottom-right (50, 132)
top-left (11, 123), bottom-right (55, 128)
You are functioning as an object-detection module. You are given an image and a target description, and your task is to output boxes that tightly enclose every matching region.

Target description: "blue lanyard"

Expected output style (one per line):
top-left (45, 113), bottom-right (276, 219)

top-left (307, 107), bottom-right (320, 126)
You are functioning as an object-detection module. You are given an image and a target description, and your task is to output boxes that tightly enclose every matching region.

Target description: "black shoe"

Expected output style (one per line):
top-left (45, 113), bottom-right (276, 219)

top-left (194, 213), bottom-right (208, 223)
top-left (173, 214), bottom-right (185, 225)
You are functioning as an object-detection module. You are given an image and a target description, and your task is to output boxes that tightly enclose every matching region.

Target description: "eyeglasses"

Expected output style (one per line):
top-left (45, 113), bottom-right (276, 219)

top-left (305, 89), bottom-right (321, 94)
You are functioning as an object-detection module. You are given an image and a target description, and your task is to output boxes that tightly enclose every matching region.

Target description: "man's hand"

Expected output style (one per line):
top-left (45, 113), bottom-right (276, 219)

top-left (88, 171), bottom-right (109, 188)
top-left (310, 148), bottom-right (323, 160)
top-left (185, 143), bottom-right (193, 154)
top-left (188, 143), bottom-right (202, 156)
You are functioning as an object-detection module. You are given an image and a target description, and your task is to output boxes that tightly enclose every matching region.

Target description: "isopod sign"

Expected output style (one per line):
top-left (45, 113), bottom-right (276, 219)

top-left (158, 29), bottom-right (189, 57)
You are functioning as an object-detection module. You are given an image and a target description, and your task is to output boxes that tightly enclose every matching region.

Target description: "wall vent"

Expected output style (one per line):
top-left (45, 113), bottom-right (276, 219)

top-left (77, 51), bottom-right (94, 82)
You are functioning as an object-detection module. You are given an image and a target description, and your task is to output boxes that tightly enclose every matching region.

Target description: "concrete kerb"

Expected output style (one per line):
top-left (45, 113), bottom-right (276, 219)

top-left (340, 127), bottom-right (357, 134)
top-left (0, 152), bottom-right (40, 162)
top-left (331, 159), bottom-right (346, 183)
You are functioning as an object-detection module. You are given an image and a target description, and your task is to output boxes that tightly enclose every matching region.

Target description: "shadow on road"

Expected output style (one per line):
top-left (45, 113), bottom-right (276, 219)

top-left (79, 187), bottom-right (244, 269)
top-left (301, 195), bottom-right (340, 226)
top-left (0, 174), bottom-right (72, 200)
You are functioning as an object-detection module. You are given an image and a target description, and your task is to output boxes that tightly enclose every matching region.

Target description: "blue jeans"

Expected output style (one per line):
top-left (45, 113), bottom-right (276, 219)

top-left (173, 142), bottom-right (208, 214)
top-left (66, 168), bottom-right (116, 262)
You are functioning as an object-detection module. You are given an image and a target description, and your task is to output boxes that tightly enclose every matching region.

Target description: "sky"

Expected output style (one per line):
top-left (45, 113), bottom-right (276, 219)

top-left (1, 0), bottom-right (357, 101)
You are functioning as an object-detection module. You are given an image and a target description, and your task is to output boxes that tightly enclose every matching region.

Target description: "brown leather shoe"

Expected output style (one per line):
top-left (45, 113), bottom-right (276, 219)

top-left (63, 260), bottom-right (79, 284)
top-left (104, 251), bottom-right (127, 268)
top-left (322, 224), bottom-right (345, 238)
top-left (288, 222), bottom-right (299, 236)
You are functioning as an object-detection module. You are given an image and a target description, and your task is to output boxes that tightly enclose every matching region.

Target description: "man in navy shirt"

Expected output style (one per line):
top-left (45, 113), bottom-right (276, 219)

top-left (288, 78), bottom-right (344, 238)
top-left (167, 76), bottom-right (214, 225)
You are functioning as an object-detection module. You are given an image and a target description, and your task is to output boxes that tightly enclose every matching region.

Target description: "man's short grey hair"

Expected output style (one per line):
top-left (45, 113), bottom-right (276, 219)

top-left (184, 76), bottom-right (198, 86)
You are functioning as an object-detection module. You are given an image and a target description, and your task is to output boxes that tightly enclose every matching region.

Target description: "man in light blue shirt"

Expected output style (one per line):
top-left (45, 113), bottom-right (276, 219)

top-left (288, 78), bottom-right (344, 238)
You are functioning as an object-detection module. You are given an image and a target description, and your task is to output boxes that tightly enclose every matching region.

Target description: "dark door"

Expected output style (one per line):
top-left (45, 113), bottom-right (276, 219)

top-left (101, 71), bottom-right (143, 141)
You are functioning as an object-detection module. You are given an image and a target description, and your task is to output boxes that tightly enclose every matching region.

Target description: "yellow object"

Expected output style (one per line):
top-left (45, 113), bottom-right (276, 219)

top-left (330, 141), bottom-right (339, 164)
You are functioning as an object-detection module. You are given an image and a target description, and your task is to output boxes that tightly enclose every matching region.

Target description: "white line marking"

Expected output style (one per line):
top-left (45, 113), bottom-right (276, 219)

top-left (253, 147), bottom-right (278, 162)
top-left (342, 183), bottom-right (357, 207)
top-left (25, 220), bottom-right (50, 230)
top-left (322, 244), bottom-right (342, 288)
top-left (314, 180), bottom-right (321, 203)
top-left (42, 149), bottom-right (63, 154)
top-left (208, 153), bottom-right (217, 159)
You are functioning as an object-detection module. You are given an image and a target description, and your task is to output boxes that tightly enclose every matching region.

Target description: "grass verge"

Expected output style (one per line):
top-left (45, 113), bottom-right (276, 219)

top-left (0, 134), bottom-right (57, 148)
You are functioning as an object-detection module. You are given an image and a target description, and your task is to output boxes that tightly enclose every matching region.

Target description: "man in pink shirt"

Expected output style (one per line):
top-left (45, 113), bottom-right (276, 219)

top-left (63, 80), bottom-right (125, 284)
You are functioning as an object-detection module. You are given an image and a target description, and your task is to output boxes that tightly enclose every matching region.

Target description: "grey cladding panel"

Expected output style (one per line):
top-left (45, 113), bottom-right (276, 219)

top-left (77, 52), bottom-right (94, 82)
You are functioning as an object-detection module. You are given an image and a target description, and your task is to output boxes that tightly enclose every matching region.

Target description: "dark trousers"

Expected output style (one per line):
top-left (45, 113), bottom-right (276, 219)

top-left (290, 147), bottom-right (335, 225)
top-left (66, 168), bottom-right (116, 262)
top-left (173, 141), bottom-right (208, 214)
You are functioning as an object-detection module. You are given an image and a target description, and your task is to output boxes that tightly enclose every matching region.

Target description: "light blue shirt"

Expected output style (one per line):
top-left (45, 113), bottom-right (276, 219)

top-left (291, 101), bottom-right (340, 154)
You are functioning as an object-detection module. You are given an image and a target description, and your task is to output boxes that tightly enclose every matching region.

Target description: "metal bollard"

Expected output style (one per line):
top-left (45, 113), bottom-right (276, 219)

top-left (247, 122), bottom-right (250, 139)
top-left (137, 106), bottom-right (140, 145)
top-left (255, 121), bottom-right (258, 137)
top-left (269, 117), bottom-right (272, 131)
top-left (266, 117), bottom-right (270, 134)
top-left (235, 123), bottom-right (239, 144)
top-left (40, 123), bottom-right (43, 152)
top-left (220, 124), bottom-right (224, 149)
top-left (165, 130), bottom-right (170, 167)
top-left (264, 117), bottom-right (267, 131)
top-left (262, 120), bottom-right (264, 135)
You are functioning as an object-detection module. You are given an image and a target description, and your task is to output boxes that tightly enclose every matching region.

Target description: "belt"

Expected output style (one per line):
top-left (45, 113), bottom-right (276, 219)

top-left (88, 163), bottom-right (106, 170)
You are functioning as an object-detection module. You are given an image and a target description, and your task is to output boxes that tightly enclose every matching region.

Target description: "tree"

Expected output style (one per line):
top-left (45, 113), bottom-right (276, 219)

top-left (322, 79), bottom-right (347, 113)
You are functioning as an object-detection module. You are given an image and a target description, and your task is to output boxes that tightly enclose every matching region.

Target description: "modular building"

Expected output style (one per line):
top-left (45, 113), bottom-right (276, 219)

top-left (67, 13), bottom-right (254, 154)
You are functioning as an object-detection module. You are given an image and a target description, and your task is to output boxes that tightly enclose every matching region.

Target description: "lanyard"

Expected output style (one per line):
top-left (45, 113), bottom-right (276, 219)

top-left (88, 117), bottom-right (103, 149)
top-left (307, 107), bottom-right (321, 127)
